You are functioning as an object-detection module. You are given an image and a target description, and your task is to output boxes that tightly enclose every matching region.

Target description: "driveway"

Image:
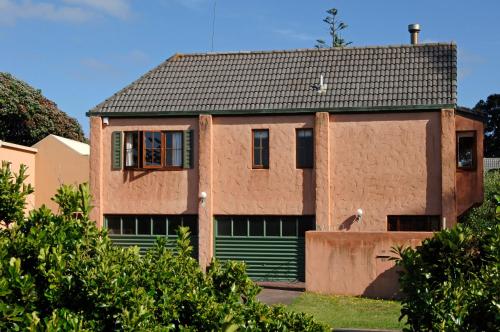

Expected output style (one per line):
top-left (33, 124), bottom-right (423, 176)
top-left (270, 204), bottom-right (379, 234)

top-left (257, 288), bottom-right (303, 305)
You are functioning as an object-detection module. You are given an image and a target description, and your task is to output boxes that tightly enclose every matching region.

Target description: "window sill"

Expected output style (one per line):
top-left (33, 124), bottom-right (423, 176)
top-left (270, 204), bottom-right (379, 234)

top-left (123, 167), bottom-right (186, 172)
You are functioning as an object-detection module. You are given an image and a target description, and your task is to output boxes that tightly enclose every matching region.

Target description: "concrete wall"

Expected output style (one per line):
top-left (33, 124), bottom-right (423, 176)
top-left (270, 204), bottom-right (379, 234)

top-left (329, 112), bottom-right (442, 231)
top-left (305, 231), bottom-right (432, 299)
top-left (0, 142), bottom-right (37, 211)
top-left (99, 117), bottom-right (199, 217)
top-left (212, 115), bottom-right (315, 215)
top-left (32, 136), bottom-right (89, 211)
top-left (455, 114), bottom-right (484, 216)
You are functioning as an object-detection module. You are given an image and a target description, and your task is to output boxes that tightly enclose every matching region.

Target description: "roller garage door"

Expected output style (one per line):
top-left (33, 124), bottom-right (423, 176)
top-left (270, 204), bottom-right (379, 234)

top-left (214, 216), bottom-right (315, 281)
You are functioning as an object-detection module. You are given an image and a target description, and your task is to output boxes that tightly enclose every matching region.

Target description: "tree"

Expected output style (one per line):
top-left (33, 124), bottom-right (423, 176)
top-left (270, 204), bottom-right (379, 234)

top-left (315, 8), bottom-right (352, 48)
top-left (473, 94), bottom-right (500, 157)
top-left (0, 72), bottom-right (86, 146)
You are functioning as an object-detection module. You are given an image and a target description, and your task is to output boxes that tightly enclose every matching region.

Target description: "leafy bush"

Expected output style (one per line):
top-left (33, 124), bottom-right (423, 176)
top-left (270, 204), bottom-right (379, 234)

top-left (394, 223), bottom-right (500, 331)
top-left (460, 170), bottom-right (500, 232)
top-left (0, 163), bottom-right (326, 331)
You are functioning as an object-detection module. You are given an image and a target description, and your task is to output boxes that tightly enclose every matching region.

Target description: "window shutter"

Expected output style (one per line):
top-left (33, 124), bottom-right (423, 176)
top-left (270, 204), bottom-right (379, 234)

top-left (112, 131), bottom-right (122, 170)
top-left (183, 130), bottom-right (193, 169)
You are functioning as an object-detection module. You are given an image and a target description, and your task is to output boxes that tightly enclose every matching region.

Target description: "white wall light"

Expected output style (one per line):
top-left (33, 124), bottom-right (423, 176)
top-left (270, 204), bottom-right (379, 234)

top-left (355, 208), bottom-right (363, 223)
top-left (200, 191), bottom-right (207, 207)
top-left (102, 117), bottom-right (109, 126)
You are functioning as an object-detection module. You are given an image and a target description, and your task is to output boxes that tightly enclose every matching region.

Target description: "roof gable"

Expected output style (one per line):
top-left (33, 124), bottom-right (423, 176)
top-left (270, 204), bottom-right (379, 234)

top-left (89, 43), bottom-right (457, 116)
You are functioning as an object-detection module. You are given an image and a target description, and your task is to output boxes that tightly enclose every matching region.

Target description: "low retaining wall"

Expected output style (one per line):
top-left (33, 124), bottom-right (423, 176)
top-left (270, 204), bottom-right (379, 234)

top-left (305, 231), bottom-right (432, 299)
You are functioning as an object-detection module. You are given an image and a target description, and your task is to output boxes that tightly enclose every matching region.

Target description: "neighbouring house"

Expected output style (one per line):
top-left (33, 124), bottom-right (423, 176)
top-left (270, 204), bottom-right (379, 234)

top-left (87, 26), bottom-right (484, 297)
top-left (0, 135), bottom-right (89, 212)
top-left (484, 158), bottom-right (500, 172)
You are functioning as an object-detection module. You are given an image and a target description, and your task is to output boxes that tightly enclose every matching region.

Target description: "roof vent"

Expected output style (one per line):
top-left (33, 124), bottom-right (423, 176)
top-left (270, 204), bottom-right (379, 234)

top-left (408, 24), bottom-right (420, 45)
top-left (317, 75), bottom-right (327, 94)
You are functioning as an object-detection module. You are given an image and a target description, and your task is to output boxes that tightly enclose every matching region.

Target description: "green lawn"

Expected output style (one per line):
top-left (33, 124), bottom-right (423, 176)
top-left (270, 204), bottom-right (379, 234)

top-left (287, 293), bottom-right (405, 330)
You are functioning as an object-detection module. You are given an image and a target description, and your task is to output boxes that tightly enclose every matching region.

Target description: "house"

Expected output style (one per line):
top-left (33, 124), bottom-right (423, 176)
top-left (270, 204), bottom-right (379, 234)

top-left (87, 27), bottom-right (484, 294)
top-left (0, 135), bottom-right (89, 213)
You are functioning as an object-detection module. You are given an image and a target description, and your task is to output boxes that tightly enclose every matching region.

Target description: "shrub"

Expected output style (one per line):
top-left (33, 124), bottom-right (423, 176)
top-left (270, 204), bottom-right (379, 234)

top-left (393, 224), bottom-right (500, 331)
top-left (0, 163), bottom-right (327, 331)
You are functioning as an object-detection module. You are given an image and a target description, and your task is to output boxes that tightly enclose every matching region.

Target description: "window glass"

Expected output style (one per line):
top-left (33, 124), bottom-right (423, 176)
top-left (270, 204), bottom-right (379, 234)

top-left (107, 216), bottom-right (121, 234)
top-left (387, 215), bottom-right (441, 232)
top-left (144, 131), bottom-right (162, 167)
top-left (182, 215), bottom-right (198, 235)
top-left (168, 216), bottom-right (182, 236)
top-left (296, 129), bottom-right (313, 168)
top-left (137, 215), bottom-right (151, 235)
top-left (249, 217), bottom-right (264, 236)
top-left (265, 216), bottom-right (281, 236)
top-left (152, 216), bottom-right (167, 235)
top-left (282, 217), bottom-right (297, 236)
top-left (122, 216), bottom-right (136, 234)
top-left (457, 132), bottom-right (475, 169)
top-left (166, 132), bottom-right (183, 167)
top-left (124, 132), bottom-right (139, 167)
top-left (232, 216), bottom-right (248, 236)
top-left (253, 130), bottom-right (269, 168)
top-left (217, 217), bottom-right (232, 236)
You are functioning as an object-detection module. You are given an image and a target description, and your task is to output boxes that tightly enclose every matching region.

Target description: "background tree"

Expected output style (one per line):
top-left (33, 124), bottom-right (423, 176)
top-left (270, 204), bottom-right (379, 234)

top-left (0, 72), bottom-right (86, 146)
top-left (316, 8), bottom-right (352, 48)
top-left (473, 93), bottom-right (500, 157)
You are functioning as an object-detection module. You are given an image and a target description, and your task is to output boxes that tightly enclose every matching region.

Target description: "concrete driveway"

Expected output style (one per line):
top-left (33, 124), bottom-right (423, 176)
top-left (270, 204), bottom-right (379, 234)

top-left (256, 288), bottom-right (303, 305)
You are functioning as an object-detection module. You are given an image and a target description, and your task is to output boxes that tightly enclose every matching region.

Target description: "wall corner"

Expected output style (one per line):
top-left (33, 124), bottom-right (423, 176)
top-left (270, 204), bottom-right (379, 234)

top-left (315, 112), bottom-right (331, 231)
top-left (89, 116), bottom-right (104, 228)
top-left (441, 109), bottom-right (457, 227)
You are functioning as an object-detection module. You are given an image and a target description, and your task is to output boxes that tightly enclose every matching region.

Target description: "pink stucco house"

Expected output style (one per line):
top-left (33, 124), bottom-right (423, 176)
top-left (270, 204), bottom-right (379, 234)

top-left (87, 31), bottom-right (484, 295)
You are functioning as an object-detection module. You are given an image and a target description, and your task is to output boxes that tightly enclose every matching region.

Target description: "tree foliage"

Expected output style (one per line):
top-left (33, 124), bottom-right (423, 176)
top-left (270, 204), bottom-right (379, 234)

top-left (316, 8), bottom-right (351, 48)
top-left (0, 163), bottom-right (327, 331)
top-left (0, 72), bottom-right (86, 146)
top-left (473, 94), bottom-right (500, 157)
top-left (393, 224), bottom-right (500, 331)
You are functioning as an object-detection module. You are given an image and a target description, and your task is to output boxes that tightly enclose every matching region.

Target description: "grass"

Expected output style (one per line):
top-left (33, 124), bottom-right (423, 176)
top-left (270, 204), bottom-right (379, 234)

top-left (287, 292), bottom-right (405, 330)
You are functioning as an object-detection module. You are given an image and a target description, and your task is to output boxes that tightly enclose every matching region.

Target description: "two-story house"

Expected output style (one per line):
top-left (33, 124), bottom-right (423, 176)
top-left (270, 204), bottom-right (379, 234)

top-left (87, 30), bottom-right (483, 283)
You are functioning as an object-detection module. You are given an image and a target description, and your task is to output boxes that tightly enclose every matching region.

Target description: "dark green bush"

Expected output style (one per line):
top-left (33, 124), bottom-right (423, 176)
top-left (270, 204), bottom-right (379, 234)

top-left (0, 163), bottom-right (326, 331)
top-left (394, 223), bottom-right (500, 331)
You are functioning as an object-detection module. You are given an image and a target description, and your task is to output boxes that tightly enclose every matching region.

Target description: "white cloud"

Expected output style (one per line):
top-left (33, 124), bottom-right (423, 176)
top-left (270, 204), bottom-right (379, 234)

top-left (63, 0), bottom-right (130, 19)
top-left (0, 0), bottom-right (130, 25)
top-left (273, 28), bottom-right (316, 42)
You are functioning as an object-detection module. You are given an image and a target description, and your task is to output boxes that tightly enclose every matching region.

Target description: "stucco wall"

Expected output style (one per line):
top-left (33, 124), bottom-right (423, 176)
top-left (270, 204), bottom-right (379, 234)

top-left (101, 117), bottom-right (199, 215)
top-left (33, 136), bottom-right (89, 211)
top-left (0, 144), bottom-right (37, 211)
top-left (330, 112), bottom-right (442, 231)
top-left (305, 231), bottom-right (432, 299)
top-left (212, 115), bottom-right (315, 215)
top-left (455, 114), bottom-right (484, 216)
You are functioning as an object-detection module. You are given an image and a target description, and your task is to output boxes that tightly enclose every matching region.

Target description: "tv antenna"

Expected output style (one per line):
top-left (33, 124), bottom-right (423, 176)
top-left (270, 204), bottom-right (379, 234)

top-left (210, 0), bottom-right (217, 51)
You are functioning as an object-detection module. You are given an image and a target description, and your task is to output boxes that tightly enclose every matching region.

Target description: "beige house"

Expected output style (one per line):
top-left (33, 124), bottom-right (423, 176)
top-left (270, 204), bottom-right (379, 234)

top-left (0, 135), bottom-right (89, 212)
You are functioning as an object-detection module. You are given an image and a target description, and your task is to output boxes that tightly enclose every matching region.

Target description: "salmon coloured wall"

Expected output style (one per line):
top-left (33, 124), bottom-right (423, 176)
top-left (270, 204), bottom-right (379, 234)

top-left (0, 143), bottom-right (37, 211)
top-left (212, 115), bottom-right (315, 215)
top-left (330, 112), bottom-right (442, 231)
top-left (100, 117), bottom-right (199, 215)
top-left (455, 114), bottom-right (484, 216)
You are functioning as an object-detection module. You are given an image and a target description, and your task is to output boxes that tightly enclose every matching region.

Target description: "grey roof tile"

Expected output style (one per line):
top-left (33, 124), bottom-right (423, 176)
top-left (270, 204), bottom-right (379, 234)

top-left (90, 43), bottom-right (457, 115)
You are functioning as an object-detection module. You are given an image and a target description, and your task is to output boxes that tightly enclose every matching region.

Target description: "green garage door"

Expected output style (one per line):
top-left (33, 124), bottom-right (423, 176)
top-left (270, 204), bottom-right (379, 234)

top-left (105, 215), bottom-right (198, 258)
top-left (214, 216), bottom-right (315, 281)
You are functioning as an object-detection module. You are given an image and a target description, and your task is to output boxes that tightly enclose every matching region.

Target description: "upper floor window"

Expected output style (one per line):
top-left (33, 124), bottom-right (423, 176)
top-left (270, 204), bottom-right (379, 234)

top-left (252, 129), bottom-right (269, 169)
top-left (387, 215), bottom-right (441, 232)
top-left (296, 129), bottom-right (313, 168)
top-left (143, 131), bottom-right (163, 168)
top-left (457, 131), bottom-right (476, 170)
top-left (119, 130), bottom-right (193, 170)
top-left (165, 131), bottom-right (183, 168)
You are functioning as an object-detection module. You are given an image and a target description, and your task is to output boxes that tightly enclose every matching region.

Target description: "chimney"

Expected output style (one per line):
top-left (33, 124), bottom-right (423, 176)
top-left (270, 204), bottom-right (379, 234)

top-left (408, 24), bottom-right (420, 45)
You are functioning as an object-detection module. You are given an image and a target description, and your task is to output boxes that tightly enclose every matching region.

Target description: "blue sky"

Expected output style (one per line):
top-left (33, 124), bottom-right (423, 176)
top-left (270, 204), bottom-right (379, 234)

top-left (1, 0), bottom-right (499, 136)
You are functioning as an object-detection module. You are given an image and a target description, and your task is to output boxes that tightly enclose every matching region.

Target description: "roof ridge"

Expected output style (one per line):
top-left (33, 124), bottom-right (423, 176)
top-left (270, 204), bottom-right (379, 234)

top-left (171, 42), bottom-right (456, 58)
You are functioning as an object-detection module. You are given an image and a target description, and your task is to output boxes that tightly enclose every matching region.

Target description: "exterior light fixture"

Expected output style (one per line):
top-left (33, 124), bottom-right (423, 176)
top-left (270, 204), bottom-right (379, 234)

top-left (355, 208), bottom-right (363, 223)
top-left (102, 117), bottom-right (109, 126)
top-left (200, 191), bottom-right (207, 207)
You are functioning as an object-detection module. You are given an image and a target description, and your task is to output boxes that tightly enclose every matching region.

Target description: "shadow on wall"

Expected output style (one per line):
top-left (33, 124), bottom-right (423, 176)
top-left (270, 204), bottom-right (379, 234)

top-left (362, 264), bottom-right (402, 300)
top-left (338, 215), bottom-right (356, 230)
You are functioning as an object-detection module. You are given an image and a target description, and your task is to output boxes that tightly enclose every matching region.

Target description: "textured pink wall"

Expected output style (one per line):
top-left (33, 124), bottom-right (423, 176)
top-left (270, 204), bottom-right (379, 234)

top-left (0, 145), bottom-right (37, 211)
top-left (101, 117), bottom-right (198, 215)
top-left (212, 115), bottom-right (315, 215)
top-left (455, 114), bottom-right (484, 216)
top-left (306, 231), bottom-right (432, 299)
top-left (330, 112), bottom-right (442, 231)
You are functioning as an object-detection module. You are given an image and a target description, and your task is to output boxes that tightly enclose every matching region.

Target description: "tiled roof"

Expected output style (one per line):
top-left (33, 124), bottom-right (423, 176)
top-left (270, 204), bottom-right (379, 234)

top-left (484, 158), bottom-right (500, 172)
top-left (89, 43), bottom-right (457, 115)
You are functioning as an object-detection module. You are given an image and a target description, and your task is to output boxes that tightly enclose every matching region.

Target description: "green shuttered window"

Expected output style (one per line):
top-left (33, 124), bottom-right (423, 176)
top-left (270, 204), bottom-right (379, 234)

top-left (112, 131), bottom-right (122, 170)
top-left (183, 130), bottom-right (193, 169)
